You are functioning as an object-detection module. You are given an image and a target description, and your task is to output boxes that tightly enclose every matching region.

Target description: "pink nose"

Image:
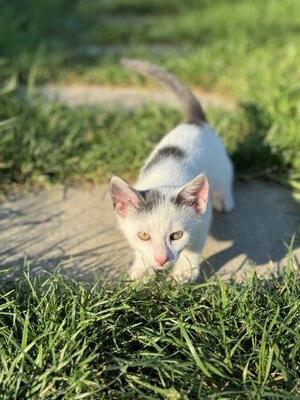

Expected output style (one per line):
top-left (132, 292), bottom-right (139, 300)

top-left (155, 255), bottom-right (168, 267)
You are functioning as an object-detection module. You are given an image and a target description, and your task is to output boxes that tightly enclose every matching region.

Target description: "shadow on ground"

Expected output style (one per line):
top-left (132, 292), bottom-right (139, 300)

top-left (0, 181), bottom-right (299, 282)
top-left (0, 186), bottom-right (131, 281)
top-left (201, 179), bottom-right (299, 280)
top-left (232, 102), bottom-right (283, 174)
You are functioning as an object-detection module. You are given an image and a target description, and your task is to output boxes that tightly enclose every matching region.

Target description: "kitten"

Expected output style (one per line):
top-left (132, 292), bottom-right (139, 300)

top-left (110, 59), bottom-right (234, 283)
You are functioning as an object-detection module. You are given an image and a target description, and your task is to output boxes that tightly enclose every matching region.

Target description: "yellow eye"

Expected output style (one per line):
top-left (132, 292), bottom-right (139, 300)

top-left (170, 231), bottom-right (183, 241)
top-left (138, 232), bottom-right (151, 241)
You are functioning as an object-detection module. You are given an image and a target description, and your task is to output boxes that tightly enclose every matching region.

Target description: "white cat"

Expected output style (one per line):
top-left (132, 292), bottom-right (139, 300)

top-left (110, 59), bottom-right (234, 283)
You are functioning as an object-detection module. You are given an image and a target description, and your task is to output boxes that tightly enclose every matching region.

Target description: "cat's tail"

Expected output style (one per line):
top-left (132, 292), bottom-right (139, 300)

top-left (120, 58), bottom-right (207, 124)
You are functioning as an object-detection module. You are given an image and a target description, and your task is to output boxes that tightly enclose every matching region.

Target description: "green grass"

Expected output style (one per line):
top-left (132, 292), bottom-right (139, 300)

top-left (0, 0), bottom-right (299, 188)
top-left (0, 3), bottom-right (299, 398)
top-left (1, 0), bottom-right (299, 90)
top-left (0, 84), bottom-right (299, 189)
top-left (0, 265), bottom-right (299, 399)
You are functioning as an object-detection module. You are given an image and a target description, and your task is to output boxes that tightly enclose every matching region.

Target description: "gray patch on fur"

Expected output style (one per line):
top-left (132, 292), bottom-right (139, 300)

top-left (137, 189), bottom-right (165, 212)
top-left (143, 146), bottom-right (186, 172)
top-left (170, 194), bottom-right (195, 208)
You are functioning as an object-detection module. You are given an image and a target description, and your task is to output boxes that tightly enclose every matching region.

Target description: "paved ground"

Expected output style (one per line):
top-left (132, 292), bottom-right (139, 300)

top-left (1, 181), bottom-right (299, 282)
top-left (42, 84), bottom-right (236, 111)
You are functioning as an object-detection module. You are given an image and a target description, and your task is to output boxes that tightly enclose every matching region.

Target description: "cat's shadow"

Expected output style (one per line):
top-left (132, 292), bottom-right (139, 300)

top-left (199, 179), bottom-right (299, 281)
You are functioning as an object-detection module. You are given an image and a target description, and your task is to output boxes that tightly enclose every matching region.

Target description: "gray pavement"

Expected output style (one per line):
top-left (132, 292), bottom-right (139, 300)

top-left (1, 181), bottom-right (299, 282)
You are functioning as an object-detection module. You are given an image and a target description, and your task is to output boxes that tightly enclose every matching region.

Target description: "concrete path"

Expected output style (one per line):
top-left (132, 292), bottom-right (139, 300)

top-left (1, 181), bottom-right (299, 282)
top-left (41, 84), bottom-right (236, 111)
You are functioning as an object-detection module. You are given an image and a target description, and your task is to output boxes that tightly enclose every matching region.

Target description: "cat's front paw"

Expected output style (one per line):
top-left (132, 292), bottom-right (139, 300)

top-left (170, 264), bottom-right (199, 284)
top-left (128, 263), bottom-right (155, 282)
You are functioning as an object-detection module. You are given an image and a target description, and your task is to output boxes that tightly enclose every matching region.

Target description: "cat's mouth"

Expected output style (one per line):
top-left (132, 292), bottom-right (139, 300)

top-left (152, 259), bottom-right (176, 271)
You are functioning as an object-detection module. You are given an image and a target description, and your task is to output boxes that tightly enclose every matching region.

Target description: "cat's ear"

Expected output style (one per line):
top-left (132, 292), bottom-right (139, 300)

top-left (110, 176), bottom-right (142, 217)
top-left (175, 174), bottom-right (209, 214)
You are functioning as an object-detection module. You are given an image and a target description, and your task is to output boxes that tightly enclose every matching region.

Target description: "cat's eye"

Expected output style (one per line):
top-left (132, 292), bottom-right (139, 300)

top-left (138, 231), bottom-right (151, 241)
top-left (170, 231), bottom-right (183, 241)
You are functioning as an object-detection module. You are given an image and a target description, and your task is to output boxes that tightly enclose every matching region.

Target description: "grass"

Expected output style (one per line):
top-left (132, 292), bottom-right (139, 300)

top-left (0, 3), bottom-right (299, 397)
top-left (0, 264), bottom-right (299, 399)
top-left (1, 0), bottom-right (299, 90)
top-left (0, 83), bottom-right (299, 190)
top-left (0, 0), bottom-right (299, 188)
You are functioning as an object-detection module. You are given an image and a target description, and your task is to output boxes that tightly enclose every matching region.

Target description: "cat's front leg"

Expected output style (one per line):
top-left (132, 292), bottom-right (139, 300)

top-left (171, 210), bottom-right (210, 284)
top-left (170, 249), bottom-right (200, 283)
top-left (128, 252), bottom-right (155, 281)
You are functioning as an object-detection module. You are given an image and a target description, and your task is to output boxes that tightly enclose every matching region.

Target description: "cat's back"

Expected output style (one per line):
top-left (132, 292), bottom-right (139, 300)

top-left (156, 123), bottom-right (209, 153)
top-left (136, 122), bottom-right (229, 190)
top-left (143, 122), bottom-right (223, 172)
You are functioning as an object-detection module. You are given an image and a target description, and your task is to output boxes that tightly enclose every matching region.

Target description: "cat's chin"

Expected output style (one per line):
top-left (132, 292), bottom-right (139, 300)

top-left (152, 262), bottom-right (174, 272)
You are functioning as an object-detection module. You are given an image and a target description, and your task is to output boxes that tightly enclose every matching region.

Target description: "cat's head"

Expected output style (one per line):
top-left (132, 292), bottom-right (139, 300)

top-left (109, 174), bottom-right (209, 270)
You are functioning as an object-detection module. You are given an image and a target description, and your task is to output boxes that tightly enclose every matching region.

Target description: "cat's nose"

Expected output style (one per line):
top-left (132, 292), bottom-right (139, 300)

top-left (155, 255), bottom-right (168, 267)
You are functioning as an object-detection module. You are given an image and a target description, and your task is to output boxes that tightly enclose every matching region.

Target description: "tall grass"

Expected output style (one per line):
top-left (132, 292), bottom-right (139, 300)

top-left (0, 265), bottom-right (299, 399)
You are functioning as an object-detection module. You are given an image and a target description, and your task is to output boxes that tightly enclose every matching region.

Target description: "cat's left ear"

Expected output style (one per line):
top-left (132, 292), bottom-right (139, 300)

top-left (110, 176), bottom-right (142, 217)
top-left (175, 174), bottom-right (209, 214)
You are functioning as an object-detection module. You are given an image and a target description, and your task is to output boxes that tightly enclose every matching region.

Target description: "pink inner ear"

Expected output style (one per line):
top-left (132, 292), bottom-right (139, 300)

top-left (115, 202), bottom-right (127, 217)
top-left (177, 176), bottom-right (209, 214)
top-left (195, 180), bottom-right (209, 213)
top-left (111, 180), bottom-right (141, 218)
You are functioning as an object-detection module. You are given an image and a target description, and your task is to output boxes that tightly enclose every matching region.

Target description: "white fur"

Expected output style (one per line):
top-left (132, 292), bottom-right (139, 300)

top-left (138, 123), bottom-right (234, 211)
top-left (111, 122), bottom-right (234, 283)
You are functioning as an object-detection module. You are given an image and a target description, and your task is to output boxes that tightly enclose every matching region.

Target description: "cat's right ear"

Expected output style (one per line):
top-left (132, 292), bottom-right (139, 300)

top-left (175, 174), bottom-right (209, 214)
top-left (109, 176), bottom-right (142, 217)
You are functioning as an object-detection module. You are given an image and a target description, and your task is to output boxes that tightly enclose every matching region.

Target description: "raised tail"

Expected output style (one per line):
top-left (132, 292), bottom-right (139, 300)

top-left (120, 58), bottom-right (207, 124)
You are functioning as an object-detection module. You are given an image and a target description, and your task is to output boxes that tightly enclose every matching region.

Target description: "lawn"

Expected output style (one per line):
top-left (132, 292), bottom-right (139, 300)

top-left (0, 265), bottom-right (299, 399)
top-left (0, 0), bottom-right (299, 188)
top-left (0, 1), bottom-right (299, 398)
